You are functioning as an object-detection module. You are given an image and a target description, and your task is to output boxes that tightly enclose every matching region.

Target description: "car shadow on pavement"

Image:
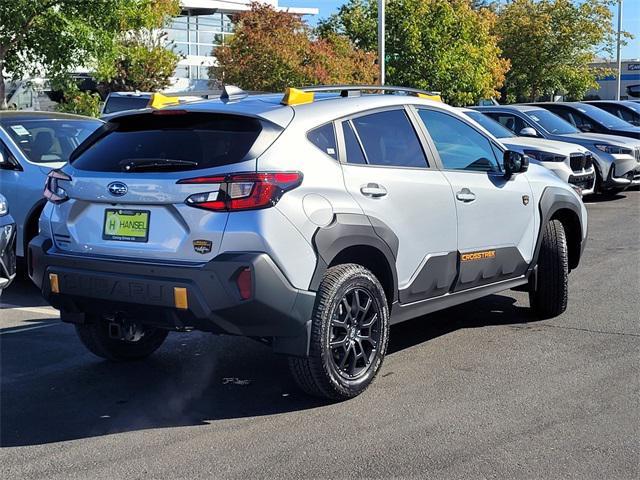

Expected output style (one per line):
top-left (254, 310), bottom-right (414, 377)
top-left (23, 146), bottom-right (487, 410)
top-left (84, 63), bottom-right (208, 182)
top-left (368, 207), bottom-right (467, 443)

top-left (583, 192), bottom-right (627, 203)
top-left (1, 293), bottom-right (536, 447)
top-left (0, 276), bottom-right (49, 308)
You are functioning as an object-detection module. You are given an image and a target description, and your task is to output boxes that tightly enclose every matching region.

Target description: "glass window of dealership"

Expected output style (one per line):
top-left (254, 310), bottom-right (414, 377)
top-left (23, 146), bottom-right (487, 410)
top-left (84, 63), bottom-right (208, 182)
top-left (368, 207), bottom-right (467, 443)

top-left (168, 1), bottom-right (318, 87)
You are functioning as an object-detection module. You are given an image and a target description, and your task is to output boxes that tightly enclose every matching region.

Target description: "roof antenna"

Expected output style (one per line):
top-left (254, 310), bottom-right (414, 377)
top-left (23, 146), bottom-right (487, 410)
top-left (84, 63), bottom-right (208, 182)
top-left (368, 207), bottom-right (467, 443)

top-left (220, 85), bottom-right (248, 103)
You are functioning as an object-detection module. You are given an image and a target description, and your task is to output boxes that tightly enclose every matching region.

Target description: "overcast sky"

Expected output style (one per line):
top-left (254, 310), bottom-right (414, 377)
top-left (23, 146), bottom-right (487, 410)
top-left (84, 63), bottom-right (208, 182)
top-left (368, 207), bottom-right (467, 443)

top-left (280, 0), bottom-right (640, 59)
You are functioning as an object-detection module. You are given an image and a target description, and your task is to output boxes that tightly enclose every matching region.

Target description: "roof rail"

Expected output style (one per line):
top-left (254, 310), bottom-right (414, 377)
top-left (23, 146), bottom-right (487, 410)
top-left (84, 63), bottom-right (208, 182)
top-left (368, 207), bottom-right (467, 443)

top-left (300, 85), bottom-right (440, 97)
top-left (281, 85), bottom-right (442, 105)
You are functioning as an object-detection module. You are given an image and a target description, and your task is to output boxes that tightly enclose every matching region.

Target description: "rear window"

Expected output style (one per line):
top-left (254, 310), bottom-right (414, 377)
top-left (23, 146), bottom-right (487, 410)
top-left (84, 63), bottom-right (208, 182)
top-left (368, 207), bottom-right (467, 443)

top-left (71, 112), bottom-right (266, 172)
top-left (102, 96), bottom-right (150, 114)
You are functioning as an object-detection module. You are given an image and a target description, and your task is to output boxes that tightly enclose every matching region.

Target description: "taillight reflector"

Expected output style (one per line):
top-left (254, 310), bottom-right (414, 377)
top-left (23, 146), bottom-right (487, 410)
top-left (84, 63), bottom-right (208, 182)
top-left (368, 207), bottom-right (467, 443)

top-left (179, 171), bottom-right (302, 212)
top-left (236, 267), bottom-right (252, 300)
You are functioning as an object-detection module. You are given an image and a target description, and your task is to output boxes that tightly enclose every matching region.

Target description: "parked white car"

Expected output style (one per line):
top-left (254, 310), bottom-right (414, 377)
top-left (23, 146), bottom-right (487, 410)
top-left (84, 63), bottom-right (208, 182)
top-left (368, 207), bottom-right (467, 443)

top-left (461, 108), bottom-right (596, 195)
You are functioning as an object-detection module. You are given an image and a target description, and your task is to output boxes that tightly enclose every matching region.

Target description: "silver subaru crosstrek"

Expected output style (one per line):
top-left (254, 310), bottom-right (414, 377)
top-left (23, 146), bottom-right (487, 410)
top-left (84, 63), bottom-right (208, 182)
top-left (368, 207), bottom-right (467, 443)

top-left (30, 86), bottom-right (587, 400)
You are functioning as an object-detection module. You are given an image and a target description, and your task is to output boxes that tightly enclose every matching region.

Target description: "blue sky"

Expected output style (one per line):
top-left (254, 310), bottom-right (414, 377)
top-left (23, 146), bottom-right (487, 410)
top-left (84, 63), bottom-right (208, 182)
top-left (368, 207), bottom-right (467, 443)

top-left (280, 0), bottom-right (640, 59)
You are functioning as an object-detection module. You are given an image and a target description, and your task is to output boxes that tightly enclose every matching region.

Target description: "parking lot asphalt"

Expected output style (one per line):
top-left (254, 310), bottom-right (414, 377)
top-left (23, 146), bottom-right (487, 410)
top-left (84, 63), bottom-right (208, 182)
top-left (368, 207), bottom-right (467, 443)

top-left (1, 189), bottom-right (639, 480)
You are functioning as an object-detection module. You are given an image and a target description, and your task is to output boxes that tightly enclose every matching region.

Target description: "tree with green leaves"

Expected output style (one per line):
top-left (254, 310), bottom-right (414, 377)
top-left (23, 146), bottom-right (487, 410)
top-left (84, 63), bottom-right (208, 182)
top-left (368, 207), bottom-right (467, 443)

top-left (496, 0), bottom-right (632, 102)
top-left (317, 0), bottom-right (510, 106)
top-left (211, 3), bottom-right (377, 92)
top-left (0, 0), bottom-right (179, 109)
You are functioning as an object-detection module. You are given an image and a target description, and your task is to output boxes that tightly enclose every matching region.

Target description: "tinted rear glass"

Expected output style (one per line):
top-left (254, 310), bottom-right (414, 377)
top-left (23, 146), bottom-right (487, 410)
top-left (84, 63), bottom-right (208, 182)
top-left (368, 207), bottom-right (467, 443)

top-left (71, 112), bottom-right (263, 172)
top-left (103, 96), bottom-right (150, 114)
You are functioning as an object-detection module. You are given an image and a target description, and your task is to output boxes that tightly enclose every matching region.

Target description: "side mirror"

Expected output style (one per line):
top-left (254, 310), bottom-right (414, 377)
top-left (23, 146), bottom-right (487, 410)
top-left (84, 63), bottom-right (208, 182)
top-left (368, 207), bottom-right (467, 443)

top-left (503, 150), bottom-right (529, 178)
top-left (519, 127), bottom-right (538, 137)
top-left (579, 124), bottom-right (593, 132)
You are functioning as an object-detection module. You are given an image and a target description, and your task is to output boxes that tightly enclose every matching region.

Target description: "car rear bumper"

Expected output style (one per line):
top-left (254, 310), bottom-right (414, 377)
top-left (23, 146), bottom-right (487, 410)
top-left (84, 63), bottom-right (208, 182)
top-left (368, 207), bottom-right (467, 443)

top-left (28, 235), bottom-right (315, 356)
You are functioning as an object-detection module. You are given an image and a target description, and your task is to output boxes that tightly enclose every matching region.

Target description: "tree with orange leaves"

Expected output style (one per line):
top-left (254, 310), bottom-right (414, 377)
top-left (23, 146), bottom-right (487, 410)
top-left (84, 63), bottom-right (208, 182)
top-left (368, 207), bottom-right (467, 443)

top-left (211, 3), bottom-right (377, 92)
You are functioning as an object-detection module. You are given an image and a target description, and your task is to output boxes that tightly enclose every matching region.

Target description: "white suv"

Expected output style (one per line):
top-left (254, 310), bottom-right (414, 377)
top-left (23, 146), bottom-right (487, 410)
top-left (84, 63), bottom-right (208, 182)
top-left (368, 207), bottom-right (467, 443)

top-left (29, 86), bottom-right (587, 400)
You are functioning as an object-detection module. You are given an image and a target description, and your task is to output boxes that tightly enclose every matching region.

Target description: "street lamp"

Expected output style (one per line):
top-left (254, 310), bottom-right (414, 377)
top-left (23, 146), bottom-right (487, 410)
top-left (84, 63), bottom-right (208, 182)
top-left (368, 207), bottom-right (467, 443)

top-left (378, 0), bottom-right (385, 85)
top-left (615, 0), bottom-right (623, 100)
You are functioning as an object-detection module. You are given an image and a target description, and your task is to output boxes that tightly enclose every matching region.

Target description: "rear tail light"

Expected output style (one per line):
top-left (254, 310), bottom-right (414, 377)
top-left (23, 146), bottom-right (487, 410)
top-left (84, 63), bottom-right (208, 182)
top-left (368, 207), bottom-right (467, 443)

top-left (44, 169), bottom-right (72, 204)
top-left (178, 172), bottom-right (303, 212)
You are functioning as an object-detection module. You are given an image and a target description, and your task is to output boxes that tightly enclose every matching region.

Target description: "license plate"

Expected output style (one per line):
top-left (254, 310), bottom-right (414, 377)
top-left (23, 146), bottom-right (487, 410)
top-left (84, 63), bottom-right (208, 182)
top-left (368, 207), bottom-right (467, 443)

top-left (103, 209), bottom-right (150, 242)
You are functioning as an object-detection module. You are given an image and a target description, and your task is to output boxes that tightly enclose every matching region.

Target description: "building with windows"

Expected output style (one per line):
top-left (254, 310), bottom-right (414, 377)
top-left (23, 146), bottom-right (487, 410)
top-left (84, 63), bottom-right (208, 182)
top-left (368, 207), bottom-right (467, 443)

top-left (167, 1), bottom-right (318, 91)
top-left (586, 58), bottom-right (640, 100)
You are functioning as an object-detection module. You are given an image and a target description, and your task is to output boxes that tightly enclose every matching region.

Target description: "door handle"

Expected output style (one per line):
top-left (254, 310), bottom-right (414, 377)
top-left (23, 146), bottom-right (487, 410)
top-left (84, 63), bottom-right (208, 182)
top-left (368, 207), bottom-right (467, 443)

top-left (456, 188), bottom-right (476, 203)
top-left (360, 183), bottom-right (388, 198)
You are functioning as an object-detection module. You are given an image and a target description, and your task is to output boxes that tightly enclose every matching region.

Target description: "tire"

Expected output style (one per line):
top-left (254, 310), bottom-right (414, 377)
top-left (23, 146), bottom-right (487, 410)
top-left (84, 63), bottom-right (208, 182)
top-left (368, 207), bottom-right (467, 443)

top-left (529, 219), bottom-right (569, 319)
top-left (75, 315), bottom-right (169, 361)
top-left (289, 264), bottom-right (390, 401)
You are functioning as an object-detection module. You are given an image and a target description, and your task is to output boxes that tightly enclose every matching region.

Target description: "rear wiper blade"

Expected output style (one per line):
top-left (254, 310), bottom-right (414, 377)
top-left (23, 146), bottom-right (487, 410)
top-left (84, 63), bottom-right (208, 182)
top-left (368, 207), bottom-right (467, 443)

top-left (119, 158), bottom-right (198, 172)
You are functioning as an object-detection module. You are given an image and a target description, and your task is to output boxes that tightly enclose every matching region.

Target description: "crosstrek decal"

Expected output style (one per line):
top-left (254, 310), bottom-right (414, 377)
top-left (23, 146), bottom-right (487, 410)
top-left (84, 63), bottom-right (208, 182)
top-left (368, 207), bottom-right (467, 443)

top-left (193, 240), bottom-right (213, 254)
top-left (461, 250), bottom-right (496, 262)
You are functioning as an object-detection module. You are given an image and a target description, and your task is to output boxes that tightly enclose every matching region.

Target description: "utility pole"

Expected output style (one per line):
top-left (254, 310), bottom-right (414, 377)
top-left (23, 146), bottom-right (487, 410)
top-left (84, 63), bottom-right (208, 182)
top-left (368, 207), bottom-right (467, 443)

top-left (378, 0), bottom-right (385, 85)
top-left (615, 0), bottom-right (623, 100)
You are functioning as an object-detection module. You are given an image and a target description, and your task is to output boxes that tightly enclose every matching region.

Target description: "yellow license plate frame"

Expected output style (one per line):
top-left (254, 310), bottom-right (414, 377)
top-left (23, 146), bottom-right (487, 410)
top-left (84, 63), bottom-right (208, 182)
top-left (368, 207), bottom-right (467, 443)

top-left (103, 209), bottom-right (150, 242)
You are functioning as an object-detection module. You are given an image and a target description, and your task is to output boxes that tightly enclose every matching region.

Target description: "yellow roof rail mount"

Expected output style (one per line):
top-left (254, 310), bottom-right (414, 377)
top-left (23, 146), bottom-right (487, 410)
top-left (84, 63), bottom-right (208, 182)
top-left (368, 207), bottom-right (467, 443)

top-left (148, 92), bottom-right (181, 109)
top-left (281, 88), bottom-right (315, 106)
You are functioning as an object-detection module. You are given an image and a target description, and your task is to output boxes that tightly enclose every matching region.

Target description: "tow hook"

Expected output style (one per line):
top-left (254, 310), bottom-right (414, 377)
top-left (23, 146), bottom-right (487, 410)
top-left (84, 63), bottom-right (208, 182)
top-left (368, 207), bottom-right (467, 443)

top-left (105, 313), bottom-right (145, 342)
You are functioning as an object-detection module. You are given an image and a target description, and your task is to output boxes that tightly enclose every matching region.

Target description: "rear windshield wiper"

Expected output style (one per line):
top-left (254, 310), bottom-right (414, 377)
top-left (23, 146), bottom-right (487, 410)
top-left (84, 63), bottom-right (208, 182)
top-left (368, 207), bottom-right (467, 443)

top-left (119, 158), bottom-right (198, 172)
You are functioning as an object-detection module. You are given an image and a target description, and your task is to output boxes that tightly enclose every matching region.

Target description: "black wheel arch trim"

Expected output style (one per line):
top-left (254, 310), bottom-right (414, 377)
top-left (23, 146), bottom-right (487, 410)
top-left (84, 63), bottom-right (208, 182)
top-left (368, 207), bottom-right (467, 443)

top-left (530, 186), bottom-right (585, 273)
top-left (22, 198), bottom-right (47, 257)
top-left (309, 213), bottom-right (399, 302)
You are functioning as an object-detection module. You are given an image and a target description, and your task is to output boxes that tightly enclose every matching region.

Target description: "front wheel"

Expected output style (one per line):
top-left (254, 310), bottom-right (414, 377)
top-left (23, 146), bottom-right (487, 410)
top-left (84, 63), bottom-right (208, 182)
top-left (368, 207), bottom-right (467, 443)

top-left (289, 264), bottom-right (390, 401)
top-left (75, 315), bottom-right (168, 361)
top-left (529, 219), bottom-right (569, 319)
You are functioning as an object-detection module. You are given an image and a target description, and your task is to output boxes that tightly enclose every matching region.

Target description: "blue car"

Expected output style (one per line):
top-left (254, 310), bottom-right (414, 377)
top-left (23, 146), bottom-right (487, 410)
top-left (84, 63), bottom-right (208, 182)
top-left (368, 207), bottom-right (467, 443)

top-left (0, 112), bottom-right (102, 261)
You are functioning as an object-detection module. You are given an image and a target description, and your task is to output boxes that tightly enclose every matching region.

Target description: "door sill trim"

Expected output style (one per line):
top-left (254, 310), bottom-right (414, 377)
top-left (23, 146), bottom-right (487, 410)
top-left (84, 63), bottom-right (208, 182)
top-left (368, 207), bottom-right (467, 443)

top-left (390, 275), bottom-right (527, 324)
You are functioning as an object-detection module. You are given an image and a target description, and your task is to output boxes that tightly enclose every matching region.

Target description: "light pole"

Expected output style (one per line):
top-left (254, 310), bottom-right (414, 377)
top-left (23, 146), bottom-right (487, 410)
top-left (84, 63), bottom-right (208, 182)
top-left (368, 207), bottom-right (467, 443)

top-left (615, 0), bottom-right (623, 100)
top-left (378, 0), bottom-right (385, 85)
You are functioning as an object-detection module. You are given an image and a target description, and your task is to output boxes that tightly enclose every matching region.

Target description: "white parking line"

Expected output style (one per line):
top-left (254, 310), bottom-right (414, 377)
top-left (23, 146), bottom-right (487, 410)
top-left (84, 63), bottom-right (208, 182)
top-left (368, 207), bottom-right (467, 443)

top-left (0, 323), bottom-right (61, 335)
top-left (0, 304), bottom-right (59, 317)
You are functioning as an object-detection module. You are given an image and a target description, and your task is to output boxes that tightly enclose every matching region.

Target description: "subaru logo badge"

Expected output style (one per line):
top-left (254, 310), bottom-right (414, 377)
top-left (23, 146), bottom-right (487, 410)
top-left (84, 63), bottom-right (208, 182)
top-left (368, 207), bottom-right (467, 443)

top-left (108, 182), bottom-right (128, 197)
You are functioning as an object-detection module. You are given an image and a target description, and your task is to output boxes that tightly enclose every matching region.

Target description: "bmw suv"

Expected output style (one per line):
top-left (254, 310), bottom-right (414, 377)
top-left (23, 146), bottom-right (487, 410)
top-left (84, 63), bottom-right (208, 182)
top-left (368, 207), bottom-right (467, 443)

top-left (474, 105), bottom-right (640, 192)
top-left (29, 86), bottom-right (587, 400)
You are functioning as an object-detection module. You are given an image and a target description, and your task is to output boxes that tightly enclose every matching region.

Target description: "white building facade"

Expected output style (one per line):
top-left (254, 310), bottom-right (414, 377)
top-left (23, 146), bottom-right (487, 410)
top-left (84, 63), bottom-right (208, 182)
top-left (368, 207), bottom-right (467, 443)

top-left (167, 0), bottom-right (318, 91)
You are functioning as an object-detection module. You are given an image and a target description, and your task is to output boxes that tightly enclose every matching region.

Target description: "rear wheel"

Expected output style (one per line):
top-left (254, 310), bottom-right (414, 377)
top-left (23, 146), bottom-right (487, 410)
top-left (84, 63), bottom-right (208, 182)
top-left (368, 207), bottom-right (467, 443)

top-left (75, 315), bottom-right (168, 361)
top-left (529, 219), bottom-right (569, 319)
top-left (289, 264), bottom-right (389, 401)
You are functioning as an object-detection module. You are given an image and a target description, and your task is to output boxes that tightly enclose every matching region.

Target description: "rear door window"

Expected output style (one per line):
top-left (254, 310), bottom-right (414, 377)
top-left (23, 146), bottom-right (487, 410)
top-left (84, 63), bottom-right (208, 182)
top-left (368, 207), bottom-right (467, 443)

top-left (71, 112), bottom-right (269, 172)
top-left (350, 109), bottom-right (428, 168)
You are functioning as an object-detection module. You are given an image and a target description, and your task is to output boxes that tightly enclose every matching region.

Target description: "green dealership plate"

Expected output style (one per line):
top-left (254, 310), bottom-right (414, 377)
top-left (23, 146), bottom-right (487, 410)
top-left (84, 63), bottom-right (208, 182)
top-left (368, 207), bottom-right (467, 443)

top-left (102, 209), bottom-right (150, 242)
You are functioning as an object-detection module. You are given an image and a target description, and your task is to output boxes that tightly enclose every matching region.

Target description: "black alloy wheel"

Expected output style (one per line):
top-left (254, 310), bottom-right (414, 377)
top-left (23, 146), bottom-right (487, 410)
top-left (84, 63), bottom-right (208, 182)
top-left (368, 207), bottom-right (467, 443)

top-left (328, 287), bottom-right (381, 380)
